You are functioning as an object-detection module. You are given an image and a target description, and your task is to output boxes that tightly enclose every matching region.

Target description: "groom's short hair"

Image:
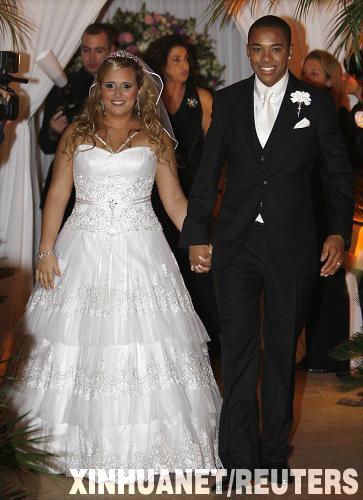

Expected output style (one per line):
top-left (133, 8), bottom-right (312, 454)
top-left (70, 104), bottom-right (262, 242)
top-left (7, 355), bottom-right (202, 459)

top-left (248, 15), bottom-right (291, 46)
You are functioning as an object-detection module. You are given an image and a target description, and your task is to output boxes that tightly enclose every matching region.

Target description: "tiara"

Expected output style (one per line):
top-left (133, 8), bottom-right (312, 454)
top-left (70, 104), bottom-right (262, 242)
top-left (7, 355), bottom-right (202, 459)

top-left (104, 49), bottom-right (142, 66)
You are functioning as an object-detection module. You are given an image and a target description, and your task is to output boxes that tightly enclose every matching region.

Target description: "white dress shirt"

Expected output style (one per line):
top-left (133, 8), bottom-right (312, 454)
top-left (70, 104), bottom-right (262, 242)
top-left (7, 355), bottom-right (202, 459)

top-left (254, 71), bottom-right (289, 223)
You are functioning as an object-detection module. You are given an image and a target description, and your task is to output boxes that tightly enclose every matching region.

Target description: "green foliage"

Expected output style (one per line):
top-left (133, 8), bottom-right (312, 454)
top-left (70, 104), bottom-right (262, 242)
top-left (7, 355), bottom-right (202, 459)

top-left (68, 3), bottom-right (225, 91)
top-left (330, 332), bottom-right (363, 390)
top-left (111, 3), bottom-right (225, 90)
top-left (0, 363), bottom-right (53, 465)
top-left (0, 0), bottom-right (33, 50)
top-left (204, 0), bottom-right (363, 68)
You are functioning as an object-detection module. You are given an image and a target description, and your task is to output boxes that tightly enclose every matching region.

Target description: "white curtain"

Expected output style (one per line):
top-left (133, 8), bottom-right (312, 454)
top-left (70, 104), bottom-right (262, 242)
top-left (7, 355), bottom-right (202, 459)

top-left (234, 0), bottom-right (342, 77)
top-left (0, 0), bottom-right (106, 352)
top-left (101, 0), bottom-right (249, 88)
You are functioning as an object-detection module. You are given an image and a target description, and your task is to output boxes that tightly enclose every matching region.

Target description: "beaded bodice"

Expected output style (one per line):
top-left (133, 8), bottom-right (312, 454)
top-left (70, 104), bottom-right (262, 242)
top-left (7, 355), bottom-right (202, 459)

top-left (66, 145), bottom-right (162, 234)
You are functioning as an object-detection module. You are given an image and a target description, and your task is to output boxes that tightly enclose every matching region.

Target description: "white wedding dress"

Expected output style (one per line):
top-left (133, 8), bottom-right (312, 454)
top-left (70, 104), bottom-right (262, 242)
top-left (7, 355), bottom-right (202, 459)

top-left (10, 145), bottom-right (221, 475)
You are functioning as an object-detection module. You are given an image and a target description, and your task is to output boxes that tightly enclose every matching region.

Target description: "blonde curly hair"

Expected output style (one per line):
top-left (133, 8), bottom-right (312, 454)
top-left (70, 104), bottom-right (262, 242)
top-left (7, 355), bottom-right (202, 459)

top-left (67, 54), bottom-right (167, 160)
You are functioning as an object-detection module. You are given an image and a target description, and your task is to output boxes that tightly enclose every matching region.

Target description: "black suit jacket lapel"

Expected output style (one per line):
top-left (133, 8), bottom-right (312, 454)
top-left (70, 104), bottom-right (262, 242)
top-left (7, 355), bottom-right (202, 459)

top-left (263, 73), bottom-right (306, 166)
top-left (236, 75), bottom-right (261, 168)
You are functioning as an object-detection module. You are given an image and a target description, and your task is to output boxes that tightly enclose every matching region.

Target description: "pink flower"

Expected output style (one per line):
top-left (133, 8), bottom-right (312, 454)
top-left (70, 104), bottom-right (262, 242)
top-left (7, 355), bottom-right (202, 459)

top-left (118, 31), bottom-right (134, 44)
top-left (144, 14), bottom-right (154, 25)
top-left (154, 13), bottom-right (161, 22)
top-left (125, 45), bottom-right (139, 55)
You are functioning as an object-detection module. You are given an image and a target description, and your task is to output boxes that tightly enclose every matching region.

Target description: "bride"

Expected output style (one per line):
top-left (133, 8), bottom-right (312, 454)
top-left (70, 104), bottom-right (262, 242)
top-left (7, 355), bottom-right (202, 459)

top-left (9, 50), bottom-right (221, 476)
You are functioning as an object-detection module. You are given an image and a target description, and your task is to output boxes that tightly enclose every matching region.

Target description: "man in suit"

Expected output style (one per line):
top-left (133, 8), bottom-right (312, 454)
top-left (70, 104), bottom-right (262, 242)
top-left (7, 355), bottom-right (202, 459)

top-left (180, 15), bottom-right (353, 484)
top-left (39, 23), bottom-right (115, 155)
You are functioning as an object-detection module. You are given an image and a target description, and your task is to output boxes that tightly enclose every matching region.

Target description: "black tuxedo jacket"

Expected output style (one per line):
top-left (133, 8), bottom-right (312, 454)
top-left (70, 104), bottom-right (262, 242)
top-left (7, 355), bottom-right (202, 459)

top-left (180, 73), bottom-right (354, 277)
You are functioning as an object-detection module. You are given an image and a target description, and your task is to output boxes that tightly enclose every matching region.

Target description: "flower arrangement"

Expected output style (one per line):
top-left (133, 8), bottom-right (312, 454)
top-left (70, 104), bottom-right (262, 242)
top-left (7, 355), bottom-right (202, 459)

top-left (68, 4), bottom-right (225, 91)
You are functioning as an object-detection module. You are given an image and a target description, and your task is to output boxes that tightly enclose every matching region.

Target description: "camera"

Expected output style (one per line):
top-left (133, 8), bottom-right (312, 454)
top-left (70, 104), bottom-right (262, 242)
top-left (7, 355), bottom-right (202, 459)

top-left (0, 51), bottom-right (28, 121)
top-left (55, 83), bottom-right (81, 123)
top-left (35, 49), bottom-right (80, 124)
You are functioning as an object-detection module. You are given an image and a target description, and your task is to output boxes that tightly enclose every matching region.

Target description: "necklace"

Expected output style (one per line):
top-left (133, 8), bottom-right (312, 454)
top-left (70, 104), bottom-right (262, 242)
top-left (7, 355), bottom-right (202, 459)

top-left (94, 130), bottom-right (139, 154)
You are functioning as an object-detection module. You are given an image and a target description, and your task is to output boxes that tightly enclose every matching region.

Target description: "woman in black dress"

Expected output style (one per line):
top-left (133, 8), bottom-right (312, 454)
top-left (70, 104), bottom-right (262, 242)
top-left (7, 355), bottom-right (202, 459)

top-left (301, 50), bottom-right (359, 372)
top-left (145, 35), bottom-right (221, 359)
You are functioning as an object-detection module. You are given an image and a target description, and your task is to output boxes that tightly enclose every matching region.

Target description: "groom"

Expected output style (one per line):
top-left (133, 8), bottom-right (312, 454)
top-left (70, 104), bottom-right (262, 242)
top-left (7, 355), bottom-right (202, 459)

top-left (180, 15), bottom-right (353, 481)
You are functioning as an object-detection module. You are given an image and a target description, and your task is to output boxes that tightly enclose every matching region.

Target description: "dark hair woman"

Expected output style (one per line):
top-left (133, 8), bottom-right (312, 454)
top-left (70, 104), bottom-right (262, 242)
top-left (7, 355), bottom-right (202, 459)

top-left (145, 35), bottom-right (221, 360)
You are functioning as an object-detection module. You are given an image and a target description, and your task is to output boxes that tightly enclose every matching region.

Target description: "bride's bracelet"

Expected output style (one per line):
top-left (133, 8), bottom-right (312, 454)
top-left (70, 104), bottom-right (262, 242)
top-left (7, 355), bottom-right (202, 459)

top-left (38, 249), bottom-right (55, 260)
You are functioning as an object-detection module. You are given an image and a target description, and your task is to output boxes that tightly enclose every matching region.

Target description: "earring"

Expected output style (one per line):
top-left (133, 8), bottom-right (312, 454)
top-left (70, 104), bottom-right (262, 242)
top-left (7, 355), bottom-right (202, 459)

top-left (101, 100), bottom-right (105, 115)
top-left (136, 96), bottom-right (141, 117)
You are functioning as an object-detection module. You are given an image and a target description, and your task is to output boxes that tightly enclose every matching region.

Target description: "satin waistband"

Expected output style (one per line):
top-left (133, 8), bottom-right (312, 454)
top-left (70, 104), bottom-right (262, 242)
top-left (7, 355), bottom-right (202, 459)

top-left (75, 196), bottom-right (150, 207)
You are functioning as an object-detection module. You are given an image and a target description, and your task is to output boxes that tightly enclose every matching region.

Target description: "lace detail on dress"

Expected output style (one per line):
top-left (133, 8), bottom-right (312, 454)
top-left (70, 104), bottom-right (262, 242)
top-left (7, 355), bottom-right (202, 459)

top-left (66, 175), bottom-right (162, 234)
top-left (74, 175), bottom-right (154, 202)
top-left (27, 264), bottom-right (194, 318)
top-left (12, 338), bottom-right (216, 398)
top-left (66, 203), bottom-right (162, 234)
top-left (41, 422), bottom-right (220, 475)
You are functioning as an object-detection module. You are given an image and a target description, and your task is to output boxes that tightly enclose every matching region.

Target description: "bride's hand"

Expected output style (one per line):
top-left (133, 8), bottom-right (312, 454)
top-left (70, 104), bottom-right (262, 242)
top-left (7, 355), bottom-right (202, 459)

top-left (36, 254), bottom-right (61, 289)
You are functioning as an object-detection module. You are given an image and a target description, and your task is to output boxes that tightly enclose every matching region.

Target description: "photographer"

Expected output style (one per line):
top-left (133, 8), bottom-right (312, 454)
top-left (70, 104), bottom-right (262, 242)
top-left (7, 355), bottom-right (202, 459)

top-left (39, 23), bottom-right (115, 224)
top-left (39, 23), bottom-right (115, 154)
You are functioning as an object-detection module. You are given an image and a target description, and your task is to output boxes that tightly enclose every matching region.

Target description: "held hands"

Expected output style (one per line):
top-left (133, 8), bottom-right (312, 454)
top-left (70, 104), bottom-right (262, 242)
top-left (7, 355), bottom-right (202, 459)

top-left (36, 254), bottom-right (61, 289)
top-left (189, 244), bottom-right (212, 273)
top-left (320, 234), bottom-right (344, 277)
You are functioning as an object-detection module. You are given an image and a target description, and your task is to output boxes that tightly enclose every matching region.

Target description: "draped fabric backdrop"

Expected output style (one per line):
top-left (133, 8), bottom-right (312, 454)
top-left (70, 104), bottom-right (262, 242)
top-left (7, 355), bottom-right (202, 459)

top-left (100, 0), bottom-right (250, 87)
top-left (0, 0), bottom-right (106, 356)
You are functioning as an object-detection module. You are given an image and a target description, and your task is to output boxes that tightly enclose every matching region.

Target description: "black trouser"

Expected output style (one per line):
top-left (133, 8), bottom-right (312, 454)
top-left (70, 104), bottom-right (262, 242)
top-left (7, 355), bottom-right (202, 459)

top-left (214, 222), bottom-right (313, 469)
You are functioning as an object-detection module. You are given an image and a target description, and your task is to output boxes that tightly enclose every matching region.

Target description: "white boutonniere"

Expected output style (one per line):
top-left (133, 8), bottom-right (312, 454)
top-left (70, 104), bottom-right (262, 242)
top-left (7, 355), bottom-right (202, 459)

top-left (290, 91), bottom-right (311, 117)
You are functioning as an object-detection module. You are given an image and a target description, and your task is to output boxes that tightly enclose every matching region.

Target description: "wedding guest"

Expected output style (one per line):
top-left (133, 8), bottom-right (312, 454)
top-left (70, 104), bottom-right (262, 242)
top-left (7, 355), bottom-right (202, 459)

top-left (301, 50), bottom-right (358, 372)
top-left (343, 51), bottom-right (363, 316)
top-left (345, 50), bottom-right (363, 160)
top-left (302, 50), bottom-right (361, 170)
top-left (10, 51), bottom-right (221, 478)
top-left (145, 34), bottom-right (221, 360)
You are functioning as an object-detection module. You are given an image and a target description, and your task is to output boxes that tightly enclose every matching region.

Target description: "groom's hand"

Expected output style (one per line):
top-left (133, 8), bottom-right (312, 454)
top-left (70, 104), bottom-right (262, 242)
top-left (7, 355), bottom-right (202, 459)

top-left (320, 234), bottom-right (344, 276)
top-left (189, 244), bottom-right (212, 273)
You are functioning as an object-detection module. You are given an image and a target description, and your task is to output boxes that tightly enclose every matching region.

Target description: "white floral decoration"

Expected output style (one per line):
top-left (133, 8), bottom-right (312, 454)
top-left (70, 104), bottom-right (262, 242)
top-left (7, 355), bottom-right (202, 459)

top-left (290, 91), bottom-right (311, 117)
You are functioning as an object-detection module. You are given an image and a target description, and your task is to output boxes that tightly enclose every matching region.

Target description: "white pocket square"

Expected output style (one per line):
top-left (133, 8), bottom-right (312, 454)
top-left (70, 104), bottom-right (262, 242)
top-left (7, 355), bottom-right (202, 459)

top-left (294, 117), bottom-right (310, 129)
